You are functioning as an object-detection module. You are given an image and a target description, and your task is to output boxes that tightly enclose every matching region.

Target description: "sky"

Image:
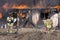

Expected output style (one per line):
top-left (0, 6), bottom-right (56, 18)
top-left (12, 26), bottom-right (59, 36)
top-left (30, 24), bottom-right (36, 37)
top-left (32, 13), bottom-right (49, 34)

top-left (0, 0), bottom-right (59, 7)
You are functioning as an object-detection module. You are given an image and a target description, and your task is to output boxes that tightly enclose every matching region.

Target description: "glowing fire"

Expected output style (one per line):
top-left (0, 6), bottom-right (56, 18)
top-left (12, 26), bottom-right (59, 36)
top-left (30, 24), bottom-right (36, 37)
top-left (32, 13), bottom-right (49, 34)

top-left (54, 5), bottom-right (60, 10)
top-left (54, 5), bottom-right (60, 8)
top-left (0, 12), bottom-right (2, 19)
top-left (48, 5), bottom-right (60, 10)
top-left (2, 3), bottom-right (60, 10)
top-left (12, 4), bottom-right (29, 9)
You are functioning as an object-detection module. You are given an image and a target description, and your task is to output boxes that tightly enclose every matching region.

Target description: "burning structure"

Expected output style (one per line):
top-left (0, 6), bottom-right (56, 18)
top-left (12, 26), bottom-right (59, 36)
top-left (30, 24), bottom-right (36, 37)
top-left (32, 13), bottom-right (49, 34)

top-left (0, 0), bottom-right (60, 33)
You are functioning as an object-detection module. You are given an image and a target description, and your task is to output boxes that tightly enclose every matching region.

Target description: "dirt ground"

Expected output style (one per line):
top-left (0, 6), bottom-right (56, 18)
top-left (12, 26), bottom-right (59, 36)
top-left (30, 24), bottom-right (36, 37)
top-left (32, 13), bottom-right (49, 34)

top-left (0, 28), bottom-right (60, 40)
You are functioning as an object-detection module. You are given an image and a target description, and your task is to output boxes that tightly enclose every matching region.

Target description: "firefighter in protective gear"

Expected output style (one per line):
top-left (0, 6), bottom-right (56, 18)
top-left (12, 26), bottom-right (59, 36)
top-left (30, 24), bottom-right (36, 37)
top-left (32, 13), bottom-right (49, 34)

top-left (44, 19), bottom-right (53, 31)
top-left (7, 16), bottom-right (14, 33)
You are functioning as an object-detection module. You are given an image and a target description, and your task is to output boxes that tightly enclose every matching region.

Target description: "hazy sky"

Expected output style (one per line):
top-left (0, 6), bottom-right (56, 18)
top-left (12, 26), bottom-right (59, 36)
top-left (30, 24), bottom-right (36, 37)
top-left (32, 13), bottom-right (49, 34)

top-left (0, 0), bottom-right (59, 7)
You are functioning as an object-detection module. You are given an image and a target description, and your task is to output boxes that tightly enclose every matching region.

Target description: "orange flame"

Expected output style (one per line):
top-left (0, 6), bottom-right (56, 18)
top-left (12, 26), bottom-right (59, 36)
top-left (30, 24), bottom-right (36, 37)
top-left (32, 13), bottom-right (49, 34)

top-left (49, 5), bottom-right (60, 11)
top-left (54, 5), bottom-right (60, 10)
top-left (54, 5), bottom-right (60, 8)
top-left (12, 4), bottom-right (29, 9)
top-left (0, 12), bottom-right (2, 19)
top-left (2, 3), bottom-right (60, 10)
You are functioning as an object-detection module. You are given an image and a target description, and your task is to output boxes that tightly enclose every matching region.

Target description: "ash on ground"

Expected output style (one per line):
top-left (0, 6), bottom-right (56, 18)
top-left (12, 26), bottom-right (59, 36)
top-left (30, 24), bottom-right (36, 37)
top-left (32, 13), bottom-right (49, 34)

top-left (0, 28), bottom-right (60, 40)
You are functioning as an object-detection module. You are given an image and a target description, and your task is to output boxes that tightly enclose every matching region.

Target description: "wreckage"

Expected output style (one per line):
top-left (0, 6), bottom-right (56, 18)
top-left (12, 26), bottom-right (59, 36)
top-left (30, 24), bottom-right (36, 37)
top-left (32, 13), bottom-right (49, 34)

top-left (0, 7), bottom-right (59, 33)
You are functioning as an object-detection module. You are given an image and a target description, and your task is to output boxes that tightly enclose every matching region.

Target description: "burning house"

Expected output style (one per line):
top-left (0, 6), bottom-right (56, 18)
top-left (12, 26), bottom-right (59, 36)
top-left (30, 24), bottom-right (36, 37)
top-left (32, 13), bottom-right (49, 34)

top-left (0, 0), bottom-right (60, 33)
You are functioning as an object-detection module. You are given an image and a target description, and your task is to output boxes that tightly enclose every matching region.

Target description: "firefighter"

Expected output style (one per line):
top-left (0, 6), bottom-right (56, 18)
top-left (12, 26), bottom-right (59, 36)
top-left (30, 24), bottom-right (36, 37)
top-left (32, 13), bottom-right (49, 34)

top-left (7, 14), bottom-right (14, 33)
top-left (44, 19), bottom-right (53, 31)
top-left (32, 12), bottom-right (40, 27)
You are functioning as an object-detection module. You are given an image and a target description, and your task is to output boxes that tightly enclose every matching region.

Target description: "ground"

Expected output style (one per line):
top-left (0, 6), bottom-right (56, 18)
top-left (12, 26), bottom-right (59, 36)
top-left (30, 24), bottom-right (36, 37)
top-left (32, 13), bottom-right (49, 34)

top-left (0, 28), bottom-right (60, 40)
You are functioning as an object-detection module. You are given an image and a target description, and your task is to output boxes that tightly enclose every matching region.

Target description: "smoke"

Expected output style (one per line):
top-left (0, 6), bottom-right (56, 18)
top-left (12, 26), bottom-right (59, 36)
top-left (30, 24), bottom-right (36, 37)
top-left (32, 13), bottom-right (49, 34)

top-left (0, 0), bottom-right (59, 9)
top-left (0, 0), bottom-right (59, 16)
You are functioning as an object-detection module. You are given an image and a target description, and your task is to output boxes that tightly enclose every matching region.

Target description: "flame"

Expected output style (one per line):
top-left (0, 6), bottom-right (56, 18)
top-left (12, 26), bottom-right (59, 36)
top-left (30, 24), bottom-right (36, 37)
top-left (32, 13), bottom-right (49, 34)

top-left (54, 5), bottom-right (60, 10)
top-left (54, 5), bottom-right (60, 8)
top-left (48, 5), bottom-right (60, 11)
top-left (18, 12), bottom-right (26, 19)
top-left (0, 12), bottom-right (2, 19)
top-left (1, 3), bottom-right (60, 10)
top-left (48, 5), bottom-right (60, 9)
top-left (12, 4), bottom-right (29, 9)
